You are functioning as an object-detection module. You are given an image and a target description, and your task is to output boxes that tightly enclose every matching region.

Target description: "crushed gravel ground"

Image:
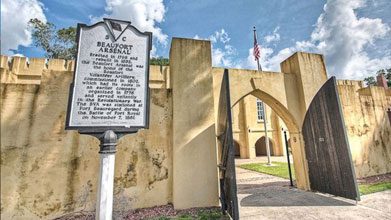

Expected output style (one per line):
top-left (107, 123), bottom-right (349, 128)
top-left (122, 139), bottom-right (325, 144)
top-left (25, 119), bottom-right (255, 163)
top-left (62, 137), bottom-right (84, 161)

top-left (357, 173), bottom-right (391, 184)
top-left (54, 204), bottom-right (225, 220)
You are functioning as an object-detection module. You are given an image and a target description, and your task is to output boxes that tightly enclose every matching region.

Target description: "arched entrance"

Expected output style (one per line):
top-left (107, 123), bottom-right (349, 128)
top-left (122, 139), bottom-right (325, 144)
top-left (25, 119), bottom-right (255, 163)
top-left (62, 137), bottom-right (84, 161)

top-left (169, 39), bottom-right (358, 214)
top-left (255, 136), bottom-right (274, 156)
top-left (227, 85), bottom-right (309, 190)
top-left (233, 140), bottom-right (241, 157)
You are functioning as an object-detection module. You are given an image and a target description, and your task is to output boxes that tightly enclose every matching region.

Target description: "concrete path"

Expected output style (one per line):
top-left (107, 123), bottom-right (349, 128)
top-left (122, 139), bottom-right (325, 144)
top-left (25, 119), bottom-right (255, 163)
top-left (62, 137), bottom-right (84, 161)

top-left (236, 167), bottom-right (391, 220)
top-left (235, 156), bottom-right (291, 166)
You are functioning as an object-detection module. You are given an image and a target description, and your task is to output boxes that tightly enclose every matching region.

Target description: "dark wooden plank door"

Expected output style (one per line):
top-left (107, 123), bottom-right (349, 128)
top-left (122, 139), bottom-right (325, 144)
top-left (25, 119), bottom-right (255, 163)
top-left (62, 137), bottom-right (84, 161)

top-left (302, 77), bottom-right (360, 201)
top-left (217, 69), bottom-right (239, 219)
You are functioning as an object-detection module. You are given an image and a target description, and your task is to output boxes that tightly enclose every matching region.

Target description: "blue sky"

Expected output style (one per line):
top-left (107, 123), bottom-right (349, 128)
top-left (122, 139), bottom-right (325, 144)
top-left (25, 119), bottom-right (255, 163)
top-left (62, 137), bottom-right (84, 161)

top-left (1, 0), bottom-right (390, 79)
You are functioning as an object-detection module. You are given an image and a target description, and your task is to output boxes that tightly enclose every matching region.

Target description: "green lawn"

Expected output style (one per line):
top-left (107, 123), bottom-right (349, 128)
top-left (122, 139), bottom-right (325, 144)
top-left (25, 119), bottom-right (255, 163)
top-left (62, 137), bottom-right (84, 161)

top-left (239, 162), bottom-right (295, 180)
top-left (239, 162), bottom-right (391, 195)
top-left (358, 182), bottom-right (391, 195)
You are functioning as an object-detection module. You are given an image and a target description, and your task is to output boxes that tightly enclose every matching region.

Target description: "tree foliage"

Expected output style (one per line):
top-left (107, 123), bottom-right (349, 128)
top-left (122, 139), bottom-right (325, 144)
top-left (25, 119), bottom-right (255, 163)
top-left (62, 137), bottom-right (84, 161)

top-left (364, 68), bottom-right (391, 87)
top-left (150, 57), bottom-right (169, 66)
top-left (28, 18), bottom-right (170, 64)
top-left (28, 18), bottom-right (77, 59)
top-left (363, 76), bottom-right (376, 86)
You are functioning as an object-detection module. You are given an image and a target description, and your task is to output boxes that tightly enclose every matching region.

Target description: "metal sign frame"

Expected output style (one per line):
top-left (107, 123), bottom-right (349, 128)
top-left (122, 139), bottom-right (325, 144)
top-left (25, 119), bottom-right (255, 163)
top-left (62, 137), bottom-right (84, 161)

top-left (65, 18), bottom-right (152, 134)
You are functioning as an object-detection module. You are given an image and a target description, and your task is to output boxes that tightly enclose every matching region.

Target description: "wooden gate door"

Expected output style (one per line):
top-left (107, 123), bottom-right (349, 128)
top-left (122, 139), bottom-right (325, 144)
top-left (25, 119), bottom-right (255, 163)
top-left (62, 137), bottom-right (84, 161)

top-left (217, 69), bottom-right (239, 219)
top-left (302, 77), bottom-right (360, 201)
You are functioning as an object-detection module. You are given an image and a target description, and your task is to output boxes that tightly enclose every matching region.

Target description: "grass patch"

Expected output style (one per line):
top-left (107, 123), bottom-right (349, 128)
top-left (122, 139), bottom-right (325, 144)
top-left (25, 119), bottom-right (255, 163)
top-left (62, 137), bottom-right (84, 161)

top-left (239, 163), bottom-right (391, 196)
top-left (239, 162), bottom-right (295, 180)
top-left (358, 182), bottom-right (391, 195)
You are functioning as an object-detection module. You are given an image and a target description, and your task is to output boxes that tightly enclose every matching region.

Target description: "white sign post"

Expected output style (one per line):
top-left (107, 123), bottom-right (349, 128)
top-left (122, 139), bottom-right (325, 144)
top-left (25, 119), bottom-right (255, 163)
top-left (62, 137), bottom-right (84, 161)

top-left (96, 130), bottom-right (117, 220)
top-left (65, 18), bottom-right (152, 220)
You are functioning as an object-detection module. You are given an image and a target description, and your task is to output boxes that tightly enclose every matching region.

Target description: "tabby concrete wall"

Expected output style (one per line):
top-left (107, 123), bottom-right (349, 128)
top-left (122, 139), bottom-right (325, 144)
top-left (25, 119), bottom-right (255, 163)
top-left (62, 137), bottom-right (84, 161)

top-left (337, 80), bottom-right (391, 178)
top-left (1, 55), bottom-right (172, 219)
top-left (1, 47), bottom-right (391, 219)
top-left (170, 38), bottom-right (219, 209)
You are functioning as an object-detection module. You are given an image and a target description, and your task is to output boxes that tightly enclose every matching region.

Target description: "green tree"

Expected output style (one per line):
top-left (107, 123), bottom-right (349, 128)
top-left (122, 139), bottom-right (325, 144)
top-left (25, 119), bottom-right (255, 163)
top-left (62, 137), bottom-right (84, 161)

top-left (376, 69), bottom-right (386, 75)
top-left (28, 18), bottom-right (170, 64)
top-left (150, 57), bottom-right (169, 66)
top-left (364, 68), bottom-right (391, 87)
top-left (28, 18), bottom-right (77, 59)
top-left (364, 76), bottom-right (376, 86)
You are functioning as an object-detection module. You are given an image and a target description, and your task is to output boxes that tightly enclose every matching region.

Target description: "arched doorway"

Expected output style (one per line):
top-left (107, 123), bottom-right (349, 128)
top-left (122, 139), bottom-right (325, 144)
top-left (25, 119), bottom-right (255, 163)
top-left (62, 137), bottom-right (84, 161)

top-left (233, 140), bottom-right (241, 157)
top-left (230, 88), bottom-right (309, 190)
top-left (255, 137), bottom-right (274, 156)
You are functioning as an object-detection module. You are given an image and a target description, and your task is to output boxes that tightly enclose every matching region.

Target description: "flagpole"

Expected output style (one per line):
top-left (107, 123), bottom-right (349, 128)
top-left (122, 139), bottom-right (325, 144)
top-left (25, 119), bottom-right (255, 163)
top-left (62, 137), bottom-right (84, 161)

top-left (253, 26), bottom-right (270, 165)
top-left (253, 27), bottom-right (262, 71)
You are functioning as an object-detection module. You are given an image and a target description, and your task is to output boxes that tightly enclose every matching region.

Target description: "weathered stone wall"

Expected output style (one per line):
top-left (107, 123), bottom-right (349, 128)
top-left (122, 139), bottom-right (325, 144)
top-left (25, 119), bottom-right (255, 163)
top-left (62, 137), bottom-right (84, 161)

top-left (1, 55), bottom-right (172, 219)
top-left (2, 46), bottom-right (391, 219)
top-left (337, 80), bottom-right (391, 178)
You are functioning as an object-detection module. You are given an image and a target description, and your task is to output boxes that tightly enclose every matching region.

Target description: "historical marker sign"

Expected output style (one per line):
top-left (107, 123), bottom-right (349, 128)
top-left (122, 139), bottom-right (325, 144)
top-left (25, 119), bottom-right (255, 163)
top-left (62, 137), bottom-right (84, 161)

top-left (66, 18), bottom-right (152, 133)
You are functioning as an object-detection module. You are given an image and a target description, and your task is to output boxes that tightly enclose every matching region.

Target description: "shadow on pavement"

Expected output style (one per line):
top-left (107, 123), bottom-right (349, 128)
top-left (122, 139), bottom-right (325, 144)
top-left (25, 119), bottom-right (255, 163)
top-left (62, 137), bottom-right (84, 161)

top-left (238, 183), bottom-right (355, 207)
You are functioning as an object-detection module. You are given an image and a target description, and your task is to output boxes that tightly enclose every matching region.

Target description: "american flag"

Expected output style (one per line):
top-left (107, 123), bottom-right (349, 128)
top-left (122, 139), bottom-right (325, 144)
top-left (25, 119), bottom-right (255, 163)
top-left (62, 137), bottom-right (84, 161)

top-left (253, 28), bottom-right (261, 61)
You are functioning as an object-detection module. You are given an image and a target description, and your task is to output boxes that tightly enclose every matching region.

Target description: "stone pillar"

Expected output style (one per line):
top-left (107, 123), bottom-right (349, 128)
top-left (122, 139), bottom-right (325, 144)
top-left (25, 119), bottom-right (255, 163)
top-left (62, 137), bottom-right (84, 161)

top-left (169, 38), bottom-right (219, 209)
top-left (243, 97), bottom-right (256, 159)
top-left (281, 52), bottom-right (328, 123)
top-left (279, 52), bottom-right (328, 191)
top-left (288, 132), bottom-right (310, 190)
top-left (0, 55), bottom-right (8, 69)
top-left (238, 100), bottom-right (250, 159)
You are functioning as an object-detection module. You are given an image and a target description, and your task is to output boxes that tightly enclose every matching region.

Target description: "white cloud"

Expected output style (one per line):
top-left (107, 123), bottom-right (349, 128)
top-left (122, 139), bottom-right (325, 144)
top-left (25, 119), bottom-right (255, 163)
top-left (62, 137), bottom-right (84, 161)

top-left (205, 29), bottom-right (240, 67)
top-left (244, 26), bottom-right (286, 71)
top-left (91, 0), bottom-right (168, 46)
top-left (309, 0), bottom-right (390, 78)
top-left (194, 29), bottom-right (237, 67)
top-left (263, 47), bottom-right (293, 71)
top-left (243, 46), bottom-right (291, 71)
top-left (206, 28), bottom-right (282, 69)
top-left (210, 29), bottom-right (231, 44)
top-left (12, 54), bottom-right (25, 57)
top-left (264, 26), bottom-right (280, 43)
top-left (255, 0), bottom-right (391, 78)
top-left (0, 0), bottom-right (46, 55)
top-left (212, 45), bottom-right (237, 67)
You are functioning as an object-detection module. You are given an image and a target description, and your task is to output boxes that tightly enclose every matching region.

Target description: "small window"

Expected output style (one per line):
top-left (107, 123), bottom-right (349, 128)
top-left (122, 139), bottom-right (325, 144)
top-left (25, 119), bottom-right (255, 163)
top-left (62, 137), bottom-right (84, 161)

top-left (256, 99), bottom-right (264, 122)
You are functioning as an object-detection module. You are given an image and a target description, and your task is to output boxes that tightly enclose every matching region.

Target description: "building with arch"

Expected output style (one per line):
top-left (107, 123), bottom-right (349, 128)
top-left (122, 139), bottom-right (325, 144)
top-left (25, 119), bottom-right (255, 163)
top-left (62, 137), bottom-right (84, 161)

top-left (1, 37), bottom-right (390, 219)
top-left (232, 94), bottom-right (288, 159)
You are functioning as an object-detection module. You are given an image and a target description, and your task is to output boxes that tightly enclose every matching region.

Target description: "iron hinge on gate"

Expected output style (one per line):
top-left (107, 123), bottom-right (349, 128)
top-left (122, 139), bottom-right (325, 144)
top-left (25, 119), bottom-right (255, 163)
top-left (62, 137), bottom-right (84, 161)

top-left (218, 164), bottom-right (226, 170)
top-left (217, 131), bottom-right (226, 143)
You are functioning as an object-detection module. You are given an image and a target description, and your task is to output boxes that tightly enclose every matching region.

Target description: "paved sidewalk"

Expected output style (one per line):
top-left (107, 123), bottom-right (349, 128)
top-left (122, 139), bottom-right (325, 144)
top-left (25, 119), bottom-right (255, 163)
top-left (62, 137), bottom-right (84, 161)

top-left (236, 167), bottom-right (391, 220)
